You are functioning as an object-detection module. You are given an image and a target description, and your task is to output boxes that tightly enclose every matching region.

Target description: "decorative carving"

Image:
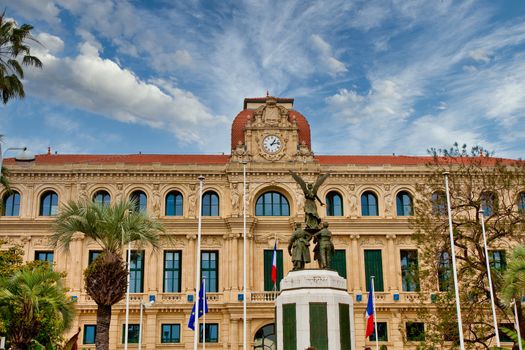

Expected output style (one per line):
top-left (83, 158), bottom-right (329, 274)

top-left (202, 236), bottom-right (222, 247)
top-left (230, 183), bottom-right (241, 216)
top-left (152, 186), bottom-right (161, 217)
top-left (384, 192), bottom-right (393, 216)
top-left (188, 184), bottom-right (197, 218)
top-left (348, 193), bottom-right (357, 216)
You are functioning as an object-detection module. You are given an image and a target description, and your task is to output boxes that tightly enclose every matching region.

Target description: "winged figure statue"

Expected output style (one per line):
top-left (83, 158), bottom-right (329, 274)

top-left (289, 171), bottom-right (329, 230)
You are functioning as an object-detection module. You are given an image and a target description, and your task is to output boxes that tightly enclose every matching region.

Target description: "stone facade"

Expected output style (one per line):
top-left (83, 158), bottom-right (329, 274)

top-left (2, 96), bottom-right (506, 349)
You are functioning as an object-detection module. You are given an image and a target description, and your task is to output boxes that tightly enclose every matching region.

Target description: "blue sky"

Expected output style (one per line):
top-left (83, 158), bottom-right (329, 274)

top-left (1, 0), bottom-right (525, 158)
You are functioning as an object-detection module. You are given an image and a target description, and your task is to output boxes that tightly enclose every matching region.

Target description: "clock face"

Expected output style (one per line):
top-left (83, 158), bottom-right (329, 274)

top-left (262, 135), bottom-right (282, 154)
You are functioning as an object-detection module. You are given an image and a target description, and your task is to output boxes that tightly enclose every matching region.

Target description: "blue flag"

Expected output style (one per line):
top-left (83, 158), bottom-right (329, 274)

top-left (188, 280), bottom-right (209, 330)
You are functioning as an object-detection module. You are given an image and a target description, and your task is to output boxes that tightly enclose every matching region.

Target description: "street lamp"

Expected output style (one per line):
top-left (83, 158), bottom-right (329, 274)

top-left (0, 144), bottom-right (35, 171)
top-left (138, 297), bottom-right (155, 350)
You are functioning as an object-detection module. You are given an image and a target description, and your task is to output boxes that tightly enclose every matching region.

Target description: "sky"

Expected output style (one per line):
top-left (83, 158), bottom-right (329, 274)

top-left (1, 0), bottom-right (525, 158)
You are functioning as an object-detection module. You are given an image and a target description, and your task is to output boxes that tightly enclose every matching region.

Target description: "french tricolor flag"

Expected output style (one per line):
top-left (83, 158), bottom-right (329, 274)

top-left (365, 279), bottom-right (375, 338)
top-left (271, 240), bottom-right (277, 288)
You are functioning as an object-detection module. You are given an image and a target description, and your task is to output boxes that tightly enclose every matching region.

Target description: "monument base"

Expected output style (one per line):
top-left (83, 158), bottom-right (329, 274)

top-left (275, 269), bottom-right (355, 350)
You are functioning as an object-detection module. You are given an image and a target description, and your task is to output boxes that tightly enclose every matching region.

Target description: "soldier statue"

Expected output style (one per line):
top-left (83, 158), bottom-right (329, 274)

top-left (312, 222), bottom-right (335, 269)
top-left (287, 223), bottom-right (311, 270)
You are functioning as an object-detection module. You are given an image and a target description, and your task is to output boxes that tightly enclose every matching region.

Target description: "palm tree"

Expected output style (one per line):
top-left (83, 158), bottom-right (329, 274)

top-left (501, 246), bottom-right (525, 347)
top-left (51, 199), bottom-right (163, 350)
top-left (0, 12), bottom-right (43, 104)
top-left (0, 266), bottom-right (75, 350)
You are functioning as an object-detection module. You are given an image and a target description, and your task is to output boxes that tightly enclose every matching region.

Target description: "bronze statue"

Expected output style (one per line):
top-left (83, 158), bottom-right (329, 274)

top-left (312, 222), bottom-right (334, 269)
top-left (289, 171), bottom-right (329, 230)
top-left (287, 223), bottom-right (311, 270)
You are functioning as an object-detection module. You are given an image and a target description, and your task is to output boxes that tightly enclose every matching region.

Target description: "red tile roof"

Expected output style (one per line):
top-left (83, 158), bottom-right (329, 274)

top-left (3, 154), bottom-right (230, 165)
top-left (4, 153), bottom-right (518, 167)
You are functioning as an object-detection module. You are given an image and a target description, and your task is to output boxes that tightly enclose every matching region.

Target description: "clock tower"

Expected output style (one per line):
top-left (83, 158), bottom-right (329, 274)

top-left (231, 95), bottom-right (314, 162)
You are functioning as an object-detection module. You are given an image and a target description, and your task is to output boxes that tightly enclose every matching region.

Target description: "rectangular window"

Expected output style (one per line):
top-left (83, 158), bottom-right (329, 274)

top-left (400, 250), bottom-right (420, 292)
top-left (83, 325), bottom-right (96, 344)
top-left (406, 322), bottom-right (425, 341)
top-left (35, 251), bottom-right (54, 265)
top-left (122, 324), bottom-right (140, 344)
top-left (201, 251), bottom-right (218, 292)
top-left (264, 249), bottom-right (283, 291)
top-left (199, 323), bottom-right (218, 343)
top-left (164, 250), bottom-right (182, 293)
top-left (489, 250), bottom-right (507, 272)
top-left (438, 251), bottom-right (451, 292)
top-left (364, 249), bottom-right (384, 291)
top-left (128, 250), bottom-right (144, 293)
top-left (331, 249), bottom-right (347, 278)
top-left (369, 321), bottom-right (388, 341)
top-left (88, 250), bottom-right (102, 265)
top-left (161, 324), bottom-right (180, 343)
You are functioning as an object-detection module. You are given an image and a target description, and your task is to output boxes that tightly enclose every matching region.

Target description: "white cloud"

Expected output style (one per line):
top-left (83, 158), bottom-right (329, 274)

top-left (310, 34), bottom-right (347, 76)
top-left (35, 32), bottom-right (64, 54)
top-left (25, 39), bottom-right (228, 148)
top-left (3, 0), bottom-right (62, 24)
top-left (469, 48), bottom-right (491, 63)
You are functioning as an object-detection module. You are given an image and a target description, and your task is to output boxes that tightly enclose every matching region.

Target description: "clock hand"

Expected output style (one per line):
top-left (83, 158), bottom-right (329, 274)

top-left (270, 140), bottom-right (276, 146)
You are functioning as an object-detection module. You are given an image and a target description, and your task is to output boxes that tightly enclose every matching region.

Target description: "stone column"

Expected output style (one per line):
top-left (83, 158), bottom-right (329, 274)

top-left (146, 247), bottom-right (158, 293)
top-left (145, 309), bottom-right (158, 350)
top-left (223, 234), bottom-right (231, 291)
top-left (386, 234), bottom-right (397, 291)
top-left (350, 234), bottom-right (360, 292)
top-left (70, 232), bottom-right (85, 292)
top-left (231, 234), bottom-right (239, 290)
top-left (230, 318), bottom-right (239, 350)
top-left (185, 234), bottom-right (196, 293)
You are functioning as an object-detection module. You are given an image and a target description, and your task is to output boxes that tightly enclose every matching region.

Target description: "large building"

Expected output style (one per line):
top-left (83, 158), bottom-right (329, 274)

top-left (1, 96), bottom-right (515, 349)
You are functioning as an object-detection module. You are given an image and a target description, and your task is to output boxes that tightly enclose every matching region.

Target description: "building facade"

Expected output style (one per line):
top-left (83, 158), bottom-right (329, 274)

top-left (1, 96), bottom-right (517, 349)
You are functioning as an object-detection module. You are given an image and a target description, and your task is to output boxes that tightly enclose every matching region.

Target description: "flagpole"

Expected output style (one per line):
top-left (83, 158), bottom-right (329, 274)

top-left (194, 175), bottom-right (205, 350)
top-left (203, 277), bottom-right (206, 350)
top-left (242, 160), bottom-right (248, 350)
top-left (124, 240), bottom-right (131, 350)
top-left (371, 276), bottom-right (378, 350)
top-left (479, 209), bottom-right (500, 347)
top-left (513, 299), bottom-right (523, 350)
top-left (443, 172), bottom-right (465, 350)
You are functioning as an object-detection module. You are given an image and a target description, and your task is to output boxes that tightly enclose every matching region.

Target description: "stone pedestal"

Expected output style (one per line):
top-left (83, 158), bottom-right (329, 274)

top-left (276, 269), bottom-right (355, 350)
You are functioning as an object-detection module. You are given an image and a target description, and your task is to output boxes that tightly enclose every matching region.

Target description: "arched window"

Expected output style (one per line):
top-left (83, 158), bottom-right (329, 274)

top-left (519, 192), bottom-right (525, 212)
top-left (326, 191), bottom-right (343, 216)
top-left (165, 191), bottom-right (183, 216)
top-left (254, 323), bottom-right (276, 350)
top-left (431, 191), bottom-right (447, 216)
top-left (40, 191), bottom-right (58, 216)
top-left (361, 191), bottom-right (378, 216)
top-left (396, 191), bottom-right (413, 216)
top-left (2, 191), bottom-right (20, 216)
top-left (202, 191), bottom-right (219, 216)
top-left (481, 191), bottom-right (497, 216)
top-left (255, 191), bottom-right (289, 216)
top-left (93, 190), bottom-right (111, 206)
top-left (130, 190), bottom-right (147, 213)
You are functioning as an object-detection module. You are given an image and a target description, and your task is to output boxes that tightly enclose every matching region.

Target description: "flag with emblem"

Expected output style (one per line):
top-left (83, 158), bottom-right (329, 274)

top-left (188, 280), bottom-right (209, 330)
top-left (271, 240), bottom-right (278, 288)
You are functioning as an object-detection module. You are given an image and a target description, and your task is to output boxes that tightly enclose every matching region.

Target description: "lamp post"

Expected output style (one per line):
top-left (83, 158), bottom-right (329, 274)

top-left (242, 160), bottom-right (248, 350)
top-left (443, 172), bottom-right (465, 350)
top-left (138, 298), bottom-right (155, 350)
top-left (194, 175), bottom-right (205, 350)
top-left (479, 209), bottom-right (500, 347)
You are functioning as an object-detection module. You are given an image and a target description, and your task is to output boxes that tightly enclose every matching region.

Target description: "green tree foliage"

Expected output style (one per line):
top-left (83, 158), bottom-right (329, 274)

top-left (51, 199), bottom-right (163, 350)
top-left (0, 266), bottom-right (74, 350)
top-left (411, 143), bottom-right (525, 349)
top-left (0, 12), bottom-right (42, 104)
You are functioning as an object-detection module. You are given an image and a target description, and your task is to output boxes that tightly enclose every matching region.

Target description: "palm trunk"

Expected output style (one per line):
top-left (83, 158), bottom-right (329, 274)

top-left (96, 304), bottom-right (112, 350)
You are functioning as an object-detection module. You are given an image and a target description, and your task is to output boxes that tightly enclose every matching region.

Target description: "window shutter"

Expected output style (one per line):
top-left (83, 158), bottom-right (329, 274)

top-left (365, 249), bottom-right (384, 291)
